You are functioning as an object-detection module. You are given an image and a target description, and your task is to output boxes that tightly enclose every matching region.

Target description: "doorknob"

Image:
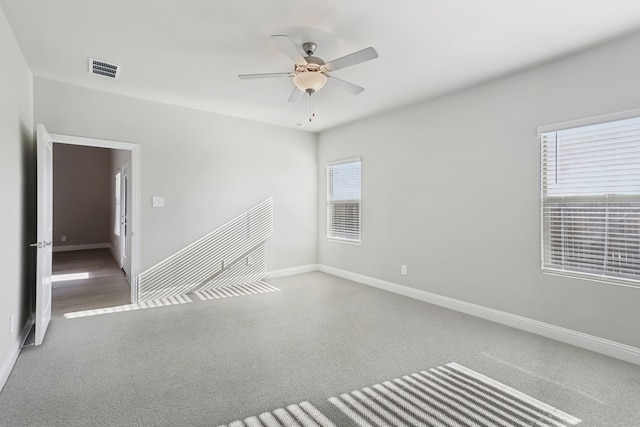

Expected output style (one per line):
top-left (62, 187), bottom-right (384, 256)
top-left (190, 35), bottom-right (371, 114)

top-left (29, 241), bottom-right (52, 248)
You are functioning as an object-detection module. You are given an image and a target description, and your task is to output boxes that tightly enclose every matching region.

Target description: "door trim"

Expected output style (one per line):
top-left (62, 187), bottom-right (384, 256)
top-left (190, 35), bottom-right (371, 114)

top-left (50, 133), bottom-right (141, 304)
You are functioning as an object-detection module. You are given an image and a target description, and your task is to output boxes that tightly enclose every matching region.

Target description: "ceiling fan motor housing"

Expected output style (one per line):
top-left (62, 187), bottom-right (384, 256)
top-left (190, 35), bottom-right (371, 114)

top-left (295, 62), bottom-right (327, 73)
top-left (304, 56), bottom-right (325, 65)
top-left (302, 42), bottom-right (317, 56)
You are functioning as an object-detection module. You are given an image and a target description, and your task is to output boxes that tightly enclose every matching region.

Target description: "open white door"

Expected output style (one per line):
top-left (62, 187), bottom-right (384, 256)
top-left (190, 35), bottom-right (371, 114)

top-left (120, 163), bottom-right (130, 278)
top-left (34, 124), bottom-right (53, 346)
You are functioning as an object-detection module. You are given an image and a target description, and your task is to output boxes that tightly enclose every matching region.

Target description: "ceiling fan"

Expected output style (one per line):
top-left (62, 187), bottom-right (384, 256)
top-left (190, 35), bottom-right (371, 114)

top-left (239, 35), bottom-right (378, 120)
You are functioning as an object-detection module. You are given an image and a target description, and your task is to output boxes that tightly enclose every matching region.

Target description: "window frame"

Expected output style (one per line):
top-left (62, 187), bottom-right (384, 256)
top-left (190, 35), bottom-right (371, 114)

top-left (539, 110), bottom-right (640, 289)
top-left (326, 158), bottom-right (362, 244)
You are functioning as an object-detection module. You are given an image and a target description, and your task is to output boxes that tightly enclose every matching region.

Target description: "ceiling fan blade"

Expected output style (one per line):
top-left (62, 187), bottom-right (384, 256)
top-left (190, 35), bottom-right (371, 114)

top-left (325, 47), bottom-right (378, 71)
top-left (238, 72), bottom-right (291, 80)
top-left (271, 35), bottom-right (306, 64)
top-left (326, 75), bottom-right (365, 95)
top-left (288, 87), bottom-right (305, 102)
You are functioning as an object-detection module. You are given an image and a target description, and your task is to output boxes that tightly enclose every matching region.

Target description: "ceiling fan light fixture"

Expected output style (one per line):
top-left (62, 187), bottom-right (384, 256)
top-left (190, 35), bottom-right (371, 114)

top-left (293, 71), bottom-right (327, 93)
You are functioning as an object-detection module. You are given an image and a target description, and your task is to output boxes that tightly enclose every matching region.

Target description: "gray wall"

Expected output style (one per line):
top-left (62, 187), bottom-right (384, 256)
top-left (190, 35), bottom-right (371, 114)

top-left (0, 6), bottom-right (33, 388)
top-left (53, 144), bottom-right (111, 248)
top-left (318, 31), bottom-right (640, 348)
top-left (34, 78), bottom-right (318, 273)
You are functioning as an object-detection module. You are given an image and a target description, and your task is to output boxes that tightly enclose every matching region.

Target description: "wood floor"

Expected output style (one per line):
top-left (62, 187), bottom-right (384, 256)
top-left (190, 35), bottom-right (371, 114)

top-left (52, 249), bottom-right (131, 316)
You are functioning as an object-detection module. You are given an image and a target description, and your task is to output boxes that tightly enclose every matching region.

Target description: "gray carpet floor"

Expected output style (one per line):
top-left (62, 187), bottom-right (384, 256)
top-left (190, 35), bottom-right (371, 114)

top-left (0, 272), bottom-right (639, 426)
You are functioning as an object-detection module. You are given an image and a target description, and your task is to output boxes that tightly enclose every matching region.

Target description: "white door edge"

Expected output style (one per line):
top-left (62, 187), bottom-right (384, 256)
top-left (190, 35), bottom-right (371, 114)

top-left (35, 124), bottom-right (53, 346)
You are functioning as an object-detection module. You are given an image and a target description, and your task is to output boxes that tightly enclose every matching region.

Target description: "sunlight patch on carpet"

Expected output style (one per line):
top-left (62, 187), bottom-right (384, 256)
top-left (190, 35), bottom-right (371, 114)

top-left (194, 281), bottom-right (280, 301)
top-left (64, 294), bottom-right (193, 319)
top-left (330, 362), bottom-right (581, 427)
top-left (217, 401), bottom-right (335, 427)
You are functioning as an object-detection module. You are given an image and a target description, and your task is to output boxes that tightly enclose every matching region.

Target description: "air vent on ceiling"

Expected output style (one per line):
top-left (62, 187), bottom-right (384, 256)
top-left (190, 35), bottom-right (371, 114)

top-left (89, 58), bottom-right (120, 79)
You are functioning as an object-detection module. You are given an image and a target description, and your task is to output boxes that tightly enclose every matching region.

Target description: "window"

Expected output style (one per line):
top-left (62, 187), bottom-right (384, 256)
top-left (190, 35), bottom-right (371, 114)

top-left (114, 172), bottom-right (121, 236)
top-left (327, 159), bottom-right (361, 243)
top-left (540, 115), bottom-right (640, 286)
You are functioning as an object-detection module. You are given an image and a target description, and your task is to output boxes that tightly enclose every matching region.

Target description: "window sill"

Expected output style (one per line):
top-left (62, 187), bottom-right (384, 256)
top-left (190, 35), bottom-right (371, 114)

top-left (327, 237), bottom-right (361, 246)
top-left (542, 268), bottom-right (640, 289)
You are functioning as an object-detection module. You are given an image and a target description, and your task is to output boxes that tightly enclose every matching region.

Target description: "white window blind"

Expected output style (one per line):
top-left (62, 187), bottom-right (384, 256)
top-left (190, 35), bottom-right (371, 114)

top-left (540, 116), bottom-right (640, 286)
top-left (327, 159), bottom-right (361, 243)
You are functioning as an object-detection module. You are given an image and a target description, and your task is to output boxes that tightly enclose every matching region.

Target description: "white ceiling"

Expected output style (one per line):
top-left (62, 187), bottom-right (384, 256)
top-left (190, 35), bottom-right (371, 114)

top-left (3, 1), bottom-right (640, 132)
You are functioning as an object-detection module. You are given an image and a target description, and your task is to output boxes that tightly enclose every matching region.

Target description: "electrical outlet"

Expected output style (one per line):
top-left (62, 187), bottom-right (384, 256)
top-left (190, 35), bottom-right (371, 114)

top-left (9, 315), bottom-right (15, 335)
top-left (246, 257), bottom-right (251, 266)
top-left (61, 235), bottom-right (67, 242)
top-left (222, 260), bottom-right (230, 270)
top-left (401, 264), bottom-right (408, 276)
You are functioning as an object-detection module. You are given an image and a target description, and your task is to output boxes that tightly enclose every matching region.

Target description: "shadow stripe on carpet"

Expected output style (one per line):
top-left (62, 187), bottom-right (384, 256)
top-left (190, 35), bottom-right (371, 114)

top-left (329, 362), bottom-right (581, 427)
top-left (63, 294), bottom-right (193, 319)
top-left (195, 281), bottom-right (280, 301)
top-left (217, 401), bottom-right (336, 427)
top-left (64, 281), bottom-right (280, 319)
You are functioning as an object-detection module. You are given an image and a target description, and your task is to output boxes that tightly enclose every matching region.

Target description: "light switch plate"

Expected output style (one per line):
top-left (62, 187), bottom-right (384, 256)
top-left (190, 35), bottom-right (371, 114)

top-left (152, 196), bottom-right (165, 207)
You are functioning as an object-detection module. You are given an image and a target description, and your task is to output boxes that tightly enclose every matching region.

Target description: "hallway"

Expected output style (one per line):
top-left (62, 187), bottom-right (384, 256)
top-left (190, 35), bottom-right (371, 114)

top-left (52, 249), bottom-right (130, 316)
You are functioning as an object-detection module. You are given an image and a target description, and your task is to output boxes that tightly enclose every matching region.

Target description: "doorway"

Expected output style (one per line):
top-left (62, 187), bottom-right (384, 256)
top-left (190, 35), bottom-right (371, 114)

top-left (49, 133), bottom-right (140, 310)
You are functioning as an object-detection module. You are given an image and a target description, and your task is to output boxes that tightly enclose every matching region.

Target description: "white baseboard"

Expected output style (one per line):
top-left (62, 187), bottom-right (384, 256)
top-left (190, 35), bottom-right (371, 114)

top-left (266, 264), bottom-right (320, 279)
top-left (53, 243), bottom-right (111, 253)
top-left (318, 265), bottom-right (640, 366)
top-left (0, 320), bottom-right (32, 393)
top-left (0, 345), bottom-right (20, 393)
top-left (108, 244), bottom-right (120, 265)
